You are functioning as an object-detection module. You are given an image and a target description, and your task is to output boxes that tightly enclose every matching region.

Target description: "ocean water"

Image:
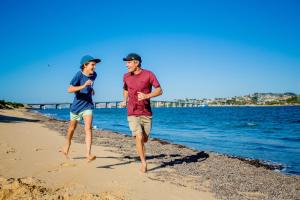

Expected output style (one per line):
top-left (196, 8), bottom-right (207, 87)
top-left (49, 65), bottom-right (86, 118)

top-left (37, 106), bottom-right (300, 175)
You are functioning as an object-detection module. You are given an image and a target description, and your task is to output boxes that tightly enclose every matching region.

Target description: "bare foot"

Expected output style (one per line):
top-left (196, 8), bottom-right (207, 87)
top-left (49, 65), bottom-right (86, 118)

top-left (140, 162), bottom-right (147, 173)
top-left (86, 155), bottom-right (96, 163)
top-left (59, 148), bottom-right (69, 159)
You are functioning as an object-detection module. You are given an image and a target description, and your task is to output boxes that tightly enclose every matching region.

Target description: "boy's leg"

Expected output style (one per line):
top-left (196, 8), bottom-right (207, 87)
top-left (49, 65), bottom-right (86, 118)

top-left (62, 119), bottom-right (77, 158)
top-left (82, 110), bottom-right (96, 162)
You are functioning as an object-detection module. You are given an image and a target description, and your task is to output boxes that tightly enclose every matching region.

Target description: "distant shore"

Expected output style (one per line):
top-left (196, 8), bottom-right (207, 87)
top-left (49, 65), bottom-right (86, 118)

top-left (23, 103), bottom-right (300, 111)
top-left (208, 104), bottom-right (300, 107)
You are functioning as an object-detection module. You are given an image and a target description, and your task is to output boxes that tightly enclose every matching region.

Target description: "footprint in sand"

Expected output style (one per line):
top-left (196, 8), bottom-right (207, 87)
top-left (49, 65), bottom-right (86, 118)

top-left (47, 168), bottom-right (59, 173)
top-left (60, 162), bottom-right (77, 168)
top-left (6, 147), bottom-right (16, 154)
top-left (34, 148), bottom-right (44, 152)
top-left (48, 162), bottom-right (77, 173)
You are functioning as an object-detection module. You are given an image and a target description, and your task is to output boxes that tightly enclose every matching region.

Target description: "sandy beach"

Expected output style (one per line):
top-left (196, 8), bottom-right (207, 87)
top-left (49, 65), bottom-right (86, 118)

top-left (1, 109), bottom-right (300, 200)
top-left (0, 109), bottom-right (215, 200)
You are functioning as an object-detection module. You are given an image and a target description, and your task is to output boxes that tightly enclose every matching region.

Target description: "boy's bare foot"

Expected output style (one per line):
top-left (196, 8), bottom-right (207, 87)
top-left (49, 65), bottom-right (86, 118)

top-left (86, 155), bottom-right (96, 162)
top-left (140, 162), bottom-right (147, 173)
top-left (59, 148), bottom-right (69, 159)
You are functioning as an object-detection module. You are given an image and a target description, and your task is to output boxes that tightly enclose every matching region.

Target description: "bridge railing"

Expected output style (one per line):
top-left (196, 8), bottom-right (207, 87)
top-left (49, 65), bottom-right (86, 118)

top-left (27, 101), bottom-right (206, 109)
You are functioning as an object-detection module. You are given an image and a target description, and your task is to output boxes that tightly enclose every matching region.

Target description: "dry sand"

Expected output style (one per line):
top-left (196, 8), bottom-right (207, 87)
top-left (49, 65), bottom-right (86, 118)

top-left (0, 109), bottom-right (215, 200)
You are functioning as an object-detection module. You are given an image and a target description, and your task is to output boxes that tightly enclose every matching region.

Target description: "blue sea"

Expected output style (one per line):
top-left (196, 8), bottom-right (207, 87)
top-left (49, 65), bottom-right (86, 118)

top-left (37, 106), bottom-right (300, 175)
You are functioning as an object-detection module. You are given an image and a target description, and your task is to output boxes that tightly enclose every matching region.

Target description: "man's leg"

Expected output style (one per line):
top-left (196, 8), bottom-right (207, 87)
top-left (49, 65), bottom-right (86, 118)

top-left (128, 116), bottom-right (147, 172)
top-left (83, 112), bottom-right (96, 162)
top-left (62, 120), bottom-right (77, 158)
top-left (141, 128), bottom-right (147, 158)
top-left (142, 130), bottom-right (149, 143)
top-left (139, 116), bottom-right (152, 171)
top-left (141, 116), bottom-right (152, 143)
top-left (135, 133), bottom-right (147, 172)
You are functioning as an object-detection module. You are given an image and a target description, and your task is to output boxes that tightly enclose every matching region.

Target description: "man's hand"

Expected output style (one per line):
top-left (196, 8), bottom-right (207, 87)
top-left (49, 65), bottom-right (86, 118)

top-left (120, 100), bottom-right (127, 108)
top-left (137, 92), bottom-right (150, 101)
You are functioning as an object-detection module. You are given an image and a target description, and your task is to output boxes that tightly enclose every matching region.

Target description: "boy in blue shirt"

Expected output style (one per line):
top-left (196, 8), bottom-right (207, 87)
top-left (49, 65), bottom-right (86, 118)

top-left (61, 55), bottom-right (100, 162)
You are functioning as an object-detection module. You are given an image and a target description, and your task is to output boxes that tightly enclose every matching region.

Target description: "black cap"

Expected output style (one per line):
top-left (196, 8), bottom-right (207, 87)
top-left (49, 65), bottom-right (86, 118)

top-left (123, 53), bottom-right (142, 63)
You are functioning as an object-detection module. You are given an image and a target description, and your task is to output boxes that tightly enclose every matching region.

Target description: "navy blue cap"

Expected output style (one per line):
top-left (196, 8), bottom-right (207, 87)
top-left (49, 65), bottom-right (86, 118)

top-left (123, 53), bottom-right (142, 63)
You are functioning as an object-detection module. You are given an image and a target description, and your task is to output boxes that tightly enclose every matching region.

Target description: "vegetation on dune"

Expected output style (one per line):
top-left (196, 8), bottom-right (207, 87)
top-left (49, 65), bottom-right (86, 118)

top-left (0, 100), bottom-right (24, 109)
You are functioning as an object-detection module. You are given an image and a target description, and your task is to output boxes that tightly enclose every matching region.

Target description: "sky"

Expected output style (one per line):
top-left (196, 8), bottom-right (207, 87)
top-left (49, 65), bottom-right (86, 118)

top-left (0, 0), bottom-right (299, 103)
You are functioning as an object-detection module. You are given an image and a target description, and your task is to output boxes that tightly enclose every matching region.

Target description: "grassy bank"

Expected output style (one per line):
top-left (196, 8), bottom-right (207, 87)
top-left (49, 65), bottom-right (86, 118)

top-left (0, 100), bottom-right (24, 109)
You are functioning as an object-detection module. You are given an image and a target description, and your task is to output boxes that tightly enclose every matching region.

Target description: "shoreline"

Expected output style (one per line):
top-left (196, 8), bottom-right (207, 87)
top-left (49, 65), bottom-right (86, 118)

top-left (28, 109), bottom-right (300, 199)
top-left (1, 108), bottom-right (300, 200)
top-left (33, 109), bottom-right (288, 174)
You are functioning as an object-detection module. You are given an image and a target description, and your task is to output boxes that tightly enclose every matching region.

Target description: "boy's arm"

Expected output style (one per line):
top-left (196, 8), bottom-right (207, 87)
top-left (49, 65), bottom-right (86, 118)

top-left (68, 80), bottom-right (93, 93)
top-left (137, 87), bottom-right (163, 101)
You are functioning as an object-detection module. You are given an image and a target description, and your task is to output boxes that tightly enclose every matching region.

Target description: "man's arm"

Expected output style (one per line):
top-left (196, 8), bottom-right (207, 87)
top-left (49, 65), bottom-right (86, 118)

top-left (68, 80), bottom-right (93, 93)
top-left (120, 90), bottom-right (128, 107)
top-left (137, 87), bottom-right (163, 101)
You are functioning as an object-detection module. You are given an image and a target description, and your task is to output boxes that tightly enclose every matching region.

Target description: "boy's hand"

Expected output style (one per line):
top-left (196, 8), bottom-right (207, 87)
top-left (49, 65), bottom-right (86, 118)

top-left (84, 80), bottom-right (93, 88)
top-left (137, 92), bottom-right (150, 101)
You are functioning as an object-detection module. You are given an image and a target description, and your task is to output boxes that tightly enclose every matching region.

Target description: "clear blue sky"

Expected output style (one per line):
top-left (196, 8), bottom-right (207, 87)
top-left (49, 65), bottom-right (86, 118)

top-left (0, 0), bottom-right (299, 103)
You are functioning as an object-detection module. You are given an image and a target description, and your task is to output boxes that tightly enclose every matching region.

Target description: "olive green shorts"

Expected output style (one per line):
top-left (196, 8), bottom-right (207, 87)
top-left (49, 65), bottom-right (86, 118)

top-left (127, 116), bottom-right (152, 137)
top-left (70, 109), bottom-right (93, 121)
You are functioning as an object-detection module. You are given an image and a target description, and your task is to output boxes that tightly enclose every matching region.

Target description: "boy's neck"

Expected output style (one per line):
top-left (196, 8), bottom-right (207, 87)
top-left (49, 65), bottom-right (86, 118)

top-left (82, 70), bottom-right (91, 76)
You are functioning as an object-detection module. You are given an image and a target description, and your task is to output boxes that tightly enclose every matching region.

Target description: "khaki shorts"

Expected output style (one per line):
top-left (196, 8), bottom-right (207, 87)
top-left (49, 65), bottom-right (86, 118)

top-left (127, 116), bottom-right (152, 137)
top-left (70, 109), bottom-right (93, 121)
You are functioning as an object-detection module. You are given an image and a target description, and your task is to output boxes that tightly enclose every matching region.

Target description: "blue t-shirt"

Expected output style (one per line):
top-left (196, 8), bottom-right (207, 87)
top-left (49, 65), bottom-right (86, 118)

top-left (70, 71), bottom-right (97, 114)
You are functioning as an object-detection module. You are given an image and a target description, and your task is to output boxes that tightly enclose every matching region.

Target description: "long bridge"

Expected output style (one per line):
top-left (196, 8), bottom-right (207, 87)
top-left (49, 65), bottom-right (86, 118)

top-left (27, 101), bottom-right (207, 109)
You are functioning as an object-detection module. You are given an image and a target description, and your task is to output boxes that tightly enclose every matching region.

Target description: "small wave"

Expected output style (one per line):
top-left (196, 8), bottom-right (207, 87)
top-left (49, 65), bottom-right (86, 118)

top-left (40, 113), bottom-right (57, 119)
top-left (255, 146), bottom-right (273, 151)
top-left (30, 110), bottom-right (40, 114)
top-left (112, 124), bottom-right (127, 128)
top-left (247, 122), bottom-right (257, 126)
top-left (228, 155), bottom-right (284, 171)
top-left (285, 170), bottom-right (300, 175)
top-left (234, 122), bottom-right (258, 128)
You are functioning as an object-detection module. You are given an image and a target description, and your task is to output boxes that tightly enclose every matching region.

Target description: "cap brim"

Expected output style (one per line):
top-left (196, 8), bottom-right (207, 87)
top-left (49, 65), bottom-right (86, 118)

top-left (123, 58), bottom-right (132, 61)
top-left (90, 59), bottom-right (101, 63)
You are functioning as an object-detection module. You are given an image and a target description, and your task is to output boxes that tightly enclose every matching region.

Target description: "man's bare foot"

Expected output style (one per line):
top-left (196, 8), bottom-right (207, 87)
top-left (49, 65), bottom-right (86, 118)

top-left (86, 155), bottom-right (96, 163)
top-left (59, 148), bottom-right (69, 159)
top-left (140, 162), bottom-right (147, 173)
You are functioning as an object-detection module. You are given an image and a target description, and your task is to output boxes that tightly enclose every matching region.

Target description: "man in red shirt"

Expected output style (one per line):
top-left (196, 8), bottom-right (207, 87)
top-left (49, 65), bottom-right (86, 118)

top-left (121, 53), bottom-right (163, 173)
